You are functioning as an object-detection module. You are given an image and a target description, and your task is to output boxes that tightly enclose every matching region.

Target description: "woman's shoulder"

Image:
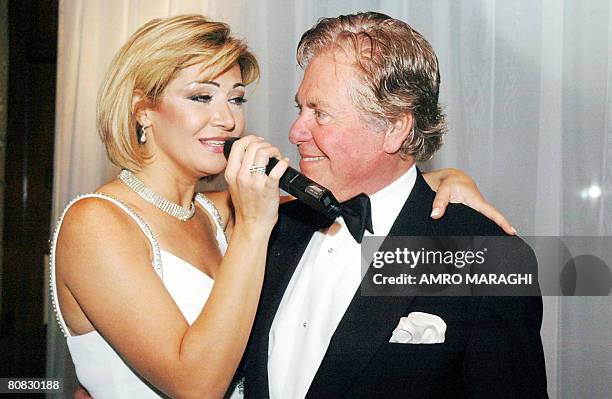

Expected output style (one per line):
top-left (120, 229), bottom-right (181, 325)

top-left (61, 181), bottom-right (129, 221)
top-left (54, 193), bottom-right (153, 286)
top-left (56, 183), bottom-right (150, 252)
top-left (61, 194), bottom-right (126, 222)
top-left (58, 195), bottom-right (141, 243)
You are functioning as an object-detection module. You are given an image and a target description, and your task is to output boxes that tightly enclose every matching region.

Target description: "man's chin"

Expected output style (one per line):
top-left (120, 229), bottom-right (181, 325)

top-left (298, 163), bottom-right (323, 183)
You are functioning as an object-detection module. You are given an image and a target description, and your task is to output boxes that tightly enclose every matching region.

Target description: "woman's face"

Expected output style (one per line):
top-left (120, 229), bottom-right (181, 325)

top-left (146, 63), bottom-right (246, 178)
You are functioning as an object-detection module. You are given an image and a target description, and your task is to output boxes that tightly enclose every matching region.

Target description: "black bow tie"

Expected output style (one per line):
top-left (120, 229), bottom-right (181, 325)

top-left (333, 193), bottom-right (374, 243)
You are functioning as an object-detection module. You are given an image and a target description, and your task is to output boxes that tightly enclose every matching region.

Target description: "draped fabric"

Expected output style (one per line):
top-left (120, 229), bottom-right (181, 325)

top-left (49, 1), bottom-right (611, 397)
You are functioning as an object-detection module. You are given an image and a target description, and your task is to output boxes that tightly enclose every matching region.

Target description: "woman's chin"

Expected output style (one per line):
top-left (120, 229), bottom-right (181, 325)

top-left (195, 160), bottom-right (227, 179)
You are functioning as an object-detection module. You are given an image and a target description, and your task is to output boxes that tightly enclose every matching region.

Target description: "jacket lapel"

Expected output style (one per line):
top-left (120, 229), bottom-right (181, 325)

top-left (245, 201), bottom-right (329, 397)
top-left (306, 169), bottom-right (435, 398)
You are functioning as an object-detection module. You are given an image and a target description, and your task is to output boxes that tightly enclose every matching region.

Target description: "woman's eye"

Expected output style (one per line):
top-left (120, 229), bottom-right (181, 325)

top-left (190, 95), bottom-right (212, 103)
top-left (229, 96), bottom-right (247, 105)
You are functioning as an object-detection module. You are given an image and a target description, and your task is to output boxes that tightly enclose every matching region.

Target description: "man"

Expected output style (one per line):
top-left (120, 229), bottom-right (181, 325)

top-left (243, 12), bottom-right (547, 398)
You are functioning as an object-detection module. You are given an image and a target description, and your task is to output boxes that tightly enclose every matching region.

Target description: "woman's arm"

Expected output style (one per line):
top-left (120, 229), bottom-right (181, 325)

top-left (422, 168), bottom-right (517, 235)
top-left (57, 138), bottom-right (289, 399)
top-left (58, 199), bottom-right (266, 398)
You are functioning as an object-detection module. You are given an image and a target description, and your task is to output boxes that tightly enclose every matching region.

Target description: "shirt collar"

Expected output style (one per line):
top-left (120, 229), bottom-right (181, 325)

top-left (367, 164), bottom-right (417, 236)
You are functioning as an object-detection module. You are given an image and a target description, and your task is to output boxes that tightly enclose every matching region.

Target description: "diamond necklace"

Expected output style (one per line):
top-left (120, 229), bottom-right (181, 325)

top-left (118, 169), bottom-right (196, 221)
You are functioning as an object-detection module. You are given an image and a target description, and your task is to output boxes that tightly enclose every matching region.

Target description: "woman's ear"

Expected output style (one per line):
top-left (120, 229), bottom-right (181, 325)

top-left (383, 113), bottom-right (414, 154)
top-left (132, 89), bottom-right (151, 127)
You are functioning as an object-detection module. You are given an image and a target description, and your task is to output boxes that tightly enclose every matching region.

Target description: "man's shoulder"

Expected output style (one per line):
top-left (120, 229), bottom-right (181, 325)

top-left (430, 203), bottom-right (508, 237)
top-left (436, 204), bottom-right (539, 294)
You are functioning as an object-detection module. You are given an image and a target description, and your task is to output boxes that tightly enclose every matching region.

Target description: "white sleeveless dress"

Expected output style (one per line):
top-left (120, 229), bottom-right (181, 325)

top-left (50, 193), bottom-right (242, 398)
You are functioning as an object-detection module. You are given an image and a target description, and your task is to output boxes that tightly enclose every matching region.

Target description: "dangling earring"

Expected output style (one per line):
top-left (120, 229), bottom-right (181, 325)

top-left (138, 124), bottom-right (150, 143)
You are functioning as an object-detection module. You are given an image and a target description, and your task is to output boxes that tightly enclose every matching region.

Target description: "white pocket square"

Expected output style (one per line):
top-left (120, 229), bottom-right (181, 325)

top-left (389, 312), bottom-right (447, 344)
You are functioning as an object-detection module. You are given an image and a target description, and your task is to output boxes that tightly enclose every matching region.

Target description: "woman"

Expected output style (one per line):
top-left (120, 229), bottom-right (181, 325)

top-left (52, 15), bottom-right (512, 398)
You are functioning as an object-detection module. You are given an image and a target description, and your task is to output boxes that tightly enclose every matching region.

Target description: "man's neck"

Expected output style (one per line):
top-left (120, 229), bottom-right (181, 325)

top-left (334, 158), bottom-right (415, 201)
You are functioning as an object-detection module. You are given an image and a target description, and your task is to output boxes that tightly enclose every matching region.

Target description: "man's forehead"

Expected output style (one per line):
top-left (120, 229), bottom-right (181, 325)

top-left (295, 54), bottom-right (356, 104)
top-left (307, 52), bottom-right (356, 76)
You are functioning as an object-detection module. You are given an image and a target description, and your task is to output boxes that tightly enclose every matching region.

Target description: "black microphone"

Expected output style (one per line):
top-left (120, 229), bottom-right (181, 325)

top-left (223, 137), bottom-right (341, 219)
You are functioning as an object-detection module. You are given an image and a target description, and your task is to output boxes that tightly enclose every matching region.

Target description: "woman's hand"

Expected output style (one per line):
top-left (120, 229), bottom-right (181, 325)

top-left (423, 168), bottom-right (517, 235)
top-left (224, 135), bottom-right (289, 234)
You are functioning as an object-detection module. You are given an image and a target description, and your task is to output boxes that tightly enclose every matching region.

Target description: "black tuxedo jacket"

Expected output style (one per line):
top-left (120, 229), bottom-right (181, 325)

top-left (243, 169), bottom-right (548, 398)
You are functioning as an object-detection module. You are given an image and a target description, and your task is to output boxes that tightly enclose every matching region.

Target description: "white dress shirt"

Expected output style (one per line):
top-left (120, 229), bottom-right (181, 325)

top-left (267, 165), bottom-right (417, 399)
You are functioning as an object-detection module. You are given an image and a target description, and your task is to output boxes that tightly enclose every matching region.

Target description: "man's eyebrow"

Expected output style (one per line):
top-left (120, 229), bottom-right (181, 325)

top-left (307, 98), bottom-right (328, 108)
top-left (294, 95), bottom-right (330, 109)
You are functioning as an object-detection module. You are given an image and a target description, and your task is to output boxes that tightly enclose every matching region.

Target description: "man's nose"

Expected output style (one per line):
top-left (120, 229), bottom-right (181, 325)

top-left (210, 102), bottom-right (236, 131)
top-left (289, 114), bottom-right (312, 144)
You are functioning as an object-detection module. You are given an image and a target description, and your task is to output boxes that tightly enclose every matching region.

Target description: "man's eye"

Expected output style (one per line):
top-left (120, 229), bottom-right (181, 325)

top-left (190, 95), bottom-right (212, 103)
top-left (229, 96), bottom-right (247, 105)
top-left (314, 110), bottom-right (328, 120)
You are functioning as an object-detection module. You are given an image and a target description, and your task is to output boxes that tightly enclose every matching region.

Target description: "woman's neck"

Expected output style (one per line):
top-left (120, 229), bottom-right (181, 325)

top-left (135, 162), bottom-right (199, 209)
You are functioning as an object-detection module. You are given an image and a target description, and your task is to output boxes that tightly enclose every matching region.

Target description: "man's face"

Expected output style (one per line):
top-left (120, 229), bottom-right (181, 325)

top-left (289, 52), bottom-right (397, 201)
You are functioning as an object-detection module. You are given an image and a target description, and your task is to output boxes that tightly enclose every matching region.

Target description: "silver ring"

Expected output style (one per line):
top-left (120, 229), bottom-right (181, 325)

top-left (249, 165), bottom-right (267, 174)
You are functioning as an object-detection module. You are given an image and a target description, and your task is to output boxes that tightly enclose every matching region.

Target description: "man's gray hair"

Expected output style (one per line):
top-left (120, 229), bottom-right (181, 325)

top-left (297, 12), bottom-right (446, 161)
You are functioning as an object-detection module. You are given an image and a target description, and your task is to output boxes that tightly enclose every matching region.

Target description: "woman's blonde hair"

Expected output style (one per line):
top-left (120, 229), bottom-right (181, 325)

top-left (97, 14), bottom-right (259, 171)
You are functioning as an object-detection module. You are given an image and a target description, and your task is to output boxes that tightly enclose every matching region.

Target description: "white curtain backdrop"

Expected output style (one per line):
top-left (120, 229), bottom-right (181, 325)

top-left (48, 1), bottom-right (611, 398)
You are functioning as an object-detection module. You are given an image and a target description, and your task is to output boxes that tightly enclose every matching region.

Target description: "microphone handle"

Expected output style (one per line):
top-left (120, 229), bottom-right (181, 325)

top-left (265, 158), bottom-right (341, 219)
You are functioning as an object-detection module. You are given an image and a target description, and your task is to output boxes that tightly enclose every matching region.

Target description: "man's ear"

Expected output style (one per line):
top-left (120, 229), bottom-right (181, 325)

top-left (383, 113), bottom-right (414, 154)
top-left (132, 89), bottom-right (151, 126)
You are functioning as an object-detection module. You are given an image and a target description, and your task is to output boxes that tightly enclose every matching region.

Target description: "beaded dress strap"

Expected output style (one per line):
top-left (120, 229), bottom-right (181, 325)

top-left (49, 193), bottom-right (163, 337)
top-left (195, 193), bottom-right (227, 242)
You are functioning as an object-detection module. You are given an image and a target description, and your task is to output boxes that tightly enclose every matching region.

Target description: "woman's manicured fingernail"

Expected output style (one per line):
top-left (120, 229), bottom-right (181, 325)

top-left (430, 208), bottom-right (441, 217)
top-left (510, 226), bottom-right (518, 235)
